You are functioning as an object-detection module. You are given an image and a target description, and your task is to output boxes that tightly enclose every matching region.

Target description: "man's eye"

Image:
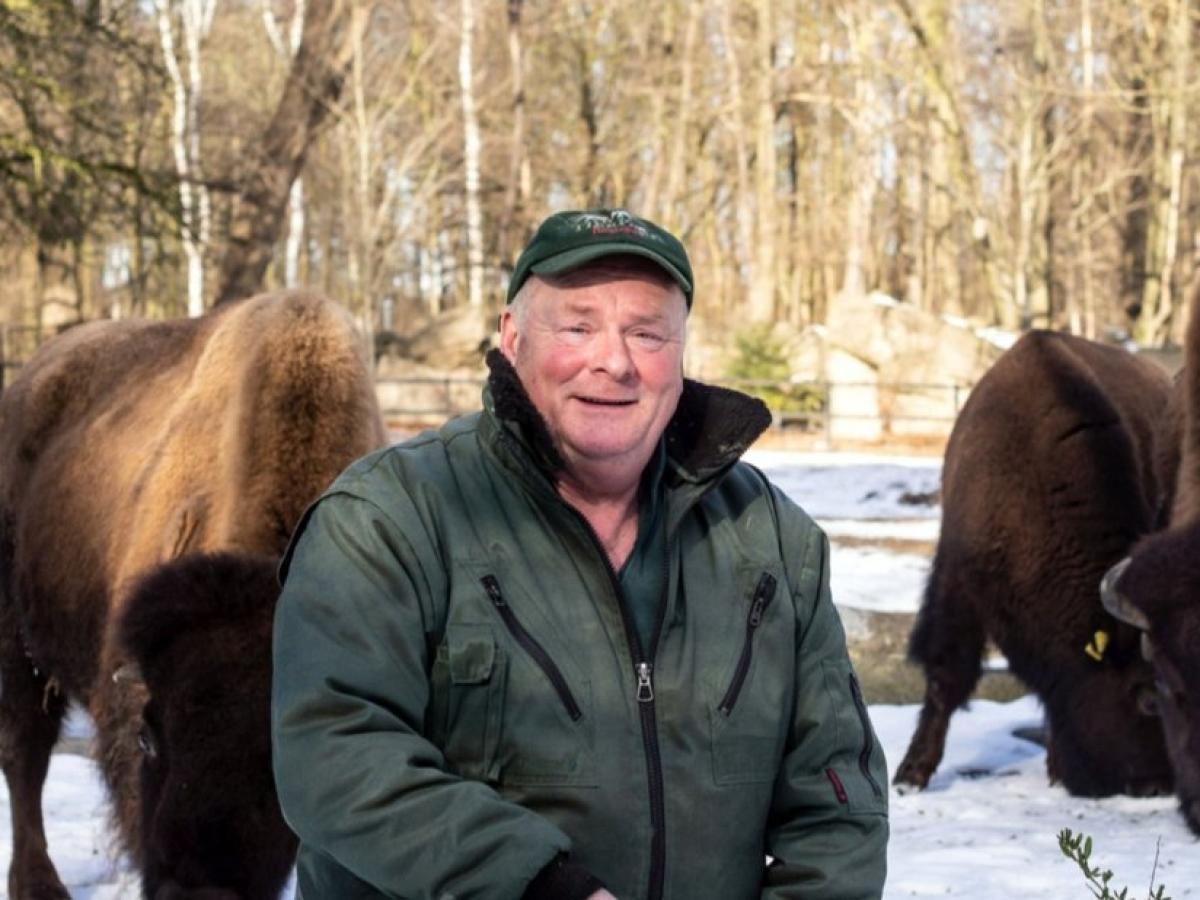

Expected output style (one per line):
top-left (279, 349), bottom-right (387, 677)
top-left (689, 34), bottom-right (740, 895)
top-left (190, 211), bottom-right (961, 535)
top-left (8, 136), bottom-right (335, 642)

top-left (558, 325), bottom-right (591, 344)
top-left (631, 331), bottom-right (666, 348)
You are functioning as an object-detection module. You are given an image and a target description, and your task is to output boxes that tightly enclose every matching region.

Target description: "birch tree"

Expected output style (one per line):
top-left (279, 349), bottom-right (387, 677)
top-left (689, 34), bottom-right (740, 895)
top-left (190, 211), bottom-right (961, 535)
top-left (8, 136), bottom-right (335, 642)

top-left (155, 0), bottom-right (217, 317)
top-left (459, 0), bottom-right (484, 308)
top-left (262, 0), bottom-right (307, 288)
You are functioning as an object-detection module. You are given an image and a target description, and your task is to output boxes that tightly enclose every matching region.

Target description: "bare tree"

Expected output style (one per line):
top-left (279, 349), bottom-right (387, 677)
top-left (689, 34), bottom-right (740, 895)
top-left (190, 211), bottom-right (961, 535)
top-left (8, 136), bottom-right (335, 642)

top-left (155, 0), bottom-right (217, 316)
top-left (262, 0), bottom-right (308, 289)
top-left (214, 0), bottom-right (363, 305)
top-left (459, 0), bottom-right (484, 308)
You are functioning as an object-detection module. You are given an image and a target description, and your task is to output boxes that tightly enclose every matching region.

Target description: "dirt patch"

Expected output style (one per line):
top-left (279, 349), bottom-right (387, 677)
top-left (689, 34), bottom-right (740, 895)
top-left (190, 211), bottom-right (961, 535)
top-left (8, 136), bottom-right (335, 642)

top-left (840, 606), bottom-right (1027, 706)
top-left (831, 534), bottom-right (936, 555)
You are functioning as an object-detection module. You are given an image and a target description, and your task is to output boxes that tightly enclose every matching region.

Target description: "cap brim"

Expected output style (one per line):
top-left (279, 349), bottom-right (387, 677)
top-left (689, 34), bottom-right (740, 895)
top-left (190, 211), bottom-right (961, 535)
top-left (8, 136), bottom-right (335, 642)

top-left (530, 243), bottom-right (692, 299)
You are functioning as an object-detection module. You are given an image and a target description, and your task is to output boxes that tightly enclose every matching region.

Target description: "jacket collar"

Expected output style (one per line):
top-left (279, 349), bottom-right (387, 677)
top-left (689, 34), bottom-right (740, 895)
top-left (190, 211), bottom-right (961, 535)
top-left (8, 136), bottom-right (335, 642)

top-left (483, 349), bottom-right (771, 485)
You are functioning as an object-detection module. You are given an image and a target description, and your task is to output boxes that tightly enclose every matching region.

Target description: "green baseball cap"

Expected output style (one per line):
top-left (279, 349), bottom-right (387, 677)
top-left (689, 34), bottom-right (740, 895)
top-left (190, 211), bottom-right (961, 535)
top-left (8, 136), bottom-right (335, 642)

top-left (507, 208), bottom-right (693, 307)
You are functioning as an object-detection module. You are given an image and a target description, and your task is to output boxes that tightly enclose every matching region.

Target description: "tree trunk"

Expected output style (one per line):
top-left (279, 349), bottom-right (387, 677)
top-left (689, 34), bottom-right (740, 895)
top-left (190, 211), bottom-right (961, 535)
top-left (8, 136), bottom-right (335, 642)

top-left (750, 0), bottom-right (777, 321)
top-left (894, 0), bottom-right (1009, 325)
top-left (1070, 0), bottom-right (1096, 337)
top-left (214, 0), bottom-right (360, 306)
top-left (717, 0), bottom-right (756, 320)
top-left (838, 4), bottom-right (881, 303)
top-left (1134, 0), bottom-right (1189, 346)
top-left (661, 1), bottom-right (700, 225)
top-left (497, 0), bottom-right (527, 266)
top-left (156, 0), bottom-right (216, 317)
top-left (263, 0), bottom-right (308, 290)
top-left (459, 0), bottom-right (484, 308)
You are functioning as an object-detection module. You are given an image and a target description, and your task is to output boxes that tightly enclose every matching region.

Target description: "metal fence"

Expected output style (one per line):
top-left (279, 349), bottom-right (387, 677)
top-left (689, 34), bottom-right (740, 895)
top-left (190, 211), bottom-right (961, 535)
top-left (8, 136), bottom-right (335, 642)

top-left (376, 375), bottom-right (973, 443)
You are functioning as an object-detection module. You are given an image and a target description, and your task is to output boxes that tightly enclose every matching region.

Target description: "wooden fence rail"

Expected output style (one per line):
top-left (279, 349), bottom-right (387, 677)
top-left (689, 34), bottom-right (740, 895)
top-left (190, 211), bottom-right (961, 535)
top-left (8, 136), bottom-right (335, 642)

top-left (375, 375), bottom-right (973, 445)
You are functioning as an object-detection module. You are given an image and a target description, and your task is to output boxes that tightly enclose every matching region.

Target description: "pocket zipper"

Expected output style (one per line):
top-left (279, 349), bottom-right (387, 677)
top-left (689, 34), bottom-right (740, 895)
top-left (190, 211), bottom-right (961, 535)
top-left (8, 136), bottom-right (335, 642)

top-left (717, 573), bottom-right (778, 716)
top-left (848, 673), bottom-right (883, 798)
top-left (481, 576), bottom-right (583, 721)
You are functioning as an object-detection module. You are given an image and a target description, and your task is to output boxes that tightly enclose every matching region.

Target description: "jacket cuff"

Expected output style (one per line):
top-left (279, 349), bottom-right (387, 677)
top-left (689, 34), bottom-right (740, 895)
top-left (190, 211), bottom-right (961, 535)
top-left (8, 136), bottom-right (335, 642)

top-left (522, 854), bottom-right (605, 900)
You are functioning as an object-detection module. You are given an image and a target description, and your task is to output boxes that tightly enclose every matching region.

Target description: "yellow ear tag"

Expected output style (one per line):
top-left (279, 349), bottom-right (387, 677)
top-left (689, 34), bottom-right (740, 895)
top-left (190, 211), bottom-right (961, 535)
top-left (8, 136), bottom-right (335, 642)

top-left (1084, 629), bottom-right (1109, 662)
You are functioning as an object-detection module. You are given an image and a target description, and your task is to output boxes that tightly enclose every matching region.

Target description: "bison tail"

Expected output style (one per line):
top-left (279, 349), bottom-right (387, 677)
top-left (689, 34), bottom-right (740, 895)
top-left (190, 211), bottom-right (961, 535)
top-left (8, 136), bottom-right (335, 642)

top-left (907, 549), bottom-right (987, 697)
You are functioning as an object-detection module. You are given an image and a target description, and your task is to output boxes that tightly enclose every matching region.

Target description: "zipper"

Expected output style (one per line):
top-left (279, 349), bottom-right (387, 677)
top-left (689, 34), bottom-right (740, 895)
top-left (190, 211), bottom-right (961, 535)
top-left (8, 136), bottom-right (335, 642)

top-left (848, 673), bottom-right (883, 798)
top-left (825, 767), bottom-right (849, 805)
top-left (559, 504), bottom-right (669, 900)
top-left (717, 573), bottom-right (778, 716)
top-left (492, 427), bottom-right (671, 900)
top-left (481, 575), bottom-right (582, 722)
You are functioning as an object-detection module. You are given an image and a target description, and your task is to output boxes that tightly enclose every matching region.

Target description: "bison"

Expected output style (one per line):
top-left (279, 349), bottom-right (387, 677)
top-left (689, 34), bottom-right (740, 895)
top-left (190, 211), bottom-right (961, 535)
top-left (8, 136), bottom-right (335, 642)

top-left (0, 291), bottom-right (386, 899)
top-left (894, 330), bottom-right (1177, 797)
top-left (1101, 293), bottom-right (1200, 835)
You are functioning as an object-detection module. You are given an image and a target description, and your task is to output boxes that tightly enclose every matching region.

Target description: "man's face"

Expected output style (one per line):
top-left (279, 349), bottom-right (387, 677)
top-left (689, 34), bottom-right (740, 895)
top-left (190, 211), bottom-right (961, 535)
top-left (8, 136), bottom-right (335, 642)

top-left (500, 267), bottom-right (687, 480)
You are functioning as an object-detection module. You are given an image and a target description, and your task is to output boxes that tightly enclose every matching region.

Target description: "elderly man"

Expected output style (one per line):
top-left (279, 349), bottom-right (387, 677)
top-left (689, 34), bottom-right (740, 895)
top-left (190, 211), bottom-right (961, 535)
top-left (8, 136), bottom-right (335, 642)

top-left (272, 209), bottom-right (889, 900)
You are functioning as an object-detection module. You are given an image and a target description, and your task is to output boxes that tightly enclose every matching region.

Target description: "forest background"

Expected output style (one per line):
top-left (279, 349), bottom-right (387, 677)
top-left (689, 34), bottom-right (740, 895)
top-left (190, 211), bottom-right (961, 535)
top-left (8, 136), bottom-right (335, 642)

top-left (3, 0), bottom-right (1199, 372)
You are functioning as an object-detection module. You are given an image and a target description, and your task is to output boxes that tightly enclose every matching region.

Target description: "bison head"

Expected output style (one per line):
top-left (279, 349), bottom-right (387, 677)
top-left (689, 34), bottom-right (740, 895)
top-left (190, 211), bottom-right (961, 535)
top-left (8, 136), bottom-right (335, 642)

top-left (1103, 526), bottom-right (1200, 836)
top-left (119, 552), bottom-right (298, 899)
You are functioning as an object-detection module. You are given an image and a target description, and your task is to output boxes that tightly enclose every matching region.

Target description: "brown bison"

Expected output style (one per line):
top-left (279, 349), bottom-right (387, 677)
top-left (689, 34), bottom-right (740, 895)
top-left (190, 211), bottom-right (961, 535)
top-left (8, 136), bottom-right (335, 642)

top-left (0, 291), bottom-right (386, 899)
top-left (894, 330), bottom-right (1177, 797)
top-left (1101, 293), bottom-right (1200, 835)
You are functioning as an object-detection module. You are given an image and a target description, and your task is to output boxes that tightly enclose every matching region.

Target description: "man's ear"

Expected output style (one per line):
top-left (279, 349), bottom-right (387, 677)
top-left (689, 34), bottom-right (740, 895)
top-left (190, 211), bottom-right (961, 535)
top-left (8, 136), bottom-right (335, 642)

top-left (498, 308), bottom-right (519, 364)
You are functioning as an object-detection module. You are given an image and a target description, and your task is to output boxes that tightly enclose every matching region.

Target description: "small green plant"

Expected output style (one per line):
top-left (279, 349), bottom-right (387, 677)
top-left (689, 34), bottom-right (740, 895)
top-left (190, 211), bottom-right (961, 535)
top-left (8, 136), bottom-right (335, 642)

top-left (724, 324), bottom-right (823, 420)
top-left (1057, 828), bottom-right (1171, 900)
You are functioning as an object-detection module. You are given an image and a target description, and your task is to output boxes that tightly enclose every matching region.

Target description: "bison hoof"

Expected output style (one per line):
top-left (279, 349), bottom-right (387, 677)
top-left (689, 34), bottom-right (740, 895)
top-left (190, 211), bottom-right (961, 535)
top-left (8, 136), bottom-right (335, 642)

top-left (153, 881), bottom-right (242, 900)
top-left (8, 870), bottom-right (70, 900)
top-left (1126, 778), bottom-right (1172, 798)
top-left (892, 758), bottom-right (933, 790)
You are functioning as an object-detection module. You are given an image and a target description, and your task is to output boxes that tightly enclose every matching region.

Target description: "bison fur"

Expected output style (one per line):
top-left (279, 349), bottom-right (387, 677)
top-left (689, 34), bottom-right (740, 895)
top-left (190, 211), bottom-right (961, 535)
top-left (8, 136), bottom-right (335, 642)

top-left (0, 291), bottom-right (385, 899)
top-left (894, 330), bottom-right (1175, 797)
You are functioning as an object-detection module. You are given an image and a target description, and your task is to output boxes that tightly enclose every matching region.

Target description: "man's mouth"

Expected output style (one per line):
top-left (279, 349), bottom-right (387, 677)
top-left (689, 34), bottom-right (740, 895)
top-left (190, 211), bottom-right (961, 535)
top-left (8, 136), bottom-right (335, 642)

top-left (577, 396), bottom-right (636, 407)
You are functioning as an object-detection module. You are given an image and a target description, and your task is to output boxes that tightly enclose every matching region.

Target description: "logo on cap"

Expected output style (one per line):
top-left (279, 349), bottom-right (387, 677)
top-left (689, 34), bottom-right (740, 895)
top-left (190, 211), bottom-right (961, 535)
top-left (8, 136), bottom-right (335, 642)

top-left (568, 209), bottom-right (663, 241)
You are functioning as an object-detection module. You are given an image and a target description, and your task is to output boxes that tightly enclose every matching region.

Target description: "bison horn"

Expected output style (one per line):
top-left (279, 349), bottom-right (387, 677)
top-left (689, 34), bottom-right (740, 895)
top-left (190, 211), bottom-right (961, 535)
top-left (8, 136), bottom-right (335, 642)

top-left (1099, 561), bottom-right (1147, 628)
top-left (112, 662), bottom-right (145, 685)
top-left (1099, 556), bottom-right (1151, 631)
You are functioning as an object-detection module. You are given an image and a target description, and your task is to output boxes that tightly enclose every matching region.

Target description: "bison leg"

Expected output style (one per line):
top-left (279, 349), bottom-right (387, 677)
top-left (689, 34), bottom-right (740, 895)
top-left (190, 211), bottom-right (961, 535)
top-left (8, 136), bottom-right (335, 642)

top-left (0, 655), bottom-right (69, 900)
top-left (893, 567), bottom-right (987, 790)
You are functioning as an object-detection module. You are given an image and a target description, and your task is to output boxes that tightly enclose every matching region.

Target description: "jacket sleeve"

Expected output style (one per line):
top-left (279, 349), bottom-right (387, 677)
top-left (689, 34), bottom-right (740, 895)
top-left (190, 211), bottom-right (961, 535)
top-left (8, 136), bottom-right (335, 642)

top-left (271, 488), bottom-right (572, 900)
top-left (762, 490), bottom-right (889, 899)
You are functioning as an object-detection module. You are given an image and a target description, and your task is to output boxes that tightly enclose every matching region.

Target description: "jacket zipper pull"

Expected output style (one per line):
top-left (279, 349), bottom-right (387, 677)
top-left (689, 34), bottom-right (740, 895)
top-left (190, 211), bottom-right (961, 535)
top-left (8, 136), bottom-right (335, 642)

top-left (749, 574), bottom-right (777, 627)
top-left (636, 662), bottom-right (654, 703)
top-left (482, 576), bottom-right (505, 607)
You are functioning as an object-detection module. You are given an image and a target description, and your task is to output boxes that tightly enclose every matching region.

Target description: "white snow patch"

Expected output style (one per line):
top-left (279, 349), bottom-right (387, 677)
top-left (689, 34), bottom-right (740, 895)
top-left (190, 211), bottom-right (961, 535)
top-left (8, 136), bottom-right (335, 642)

top-left (831, 545), bottom-right (929, 612)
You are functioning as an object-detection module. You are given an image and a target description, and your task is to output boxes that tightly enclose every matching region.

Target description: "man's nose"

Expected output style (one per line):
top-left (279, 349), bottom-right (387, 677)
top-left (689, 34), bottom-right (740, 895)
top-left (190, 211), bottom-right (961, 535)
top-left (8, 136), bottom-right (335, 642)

top-left (590, 328), bottom-right (634, 378)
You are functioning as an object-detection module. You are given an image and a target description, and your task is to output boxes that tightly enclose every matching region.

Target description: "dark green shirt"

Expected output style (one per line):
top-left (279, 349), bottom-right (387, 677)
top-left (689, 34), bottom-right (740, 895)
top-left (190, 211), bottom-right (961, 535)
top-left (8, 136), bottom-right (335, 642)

top-left (618, 440), bottom-right (667, 653)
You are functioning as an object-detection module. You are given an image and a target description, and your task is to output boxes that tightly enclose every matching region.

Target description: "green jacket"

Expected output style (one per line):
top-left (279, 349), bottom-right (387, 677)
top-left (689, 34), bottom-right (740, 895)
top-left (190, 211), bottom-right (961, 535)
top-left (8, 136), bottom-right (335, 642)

top-left (272, 357), bottom-right (888, 900)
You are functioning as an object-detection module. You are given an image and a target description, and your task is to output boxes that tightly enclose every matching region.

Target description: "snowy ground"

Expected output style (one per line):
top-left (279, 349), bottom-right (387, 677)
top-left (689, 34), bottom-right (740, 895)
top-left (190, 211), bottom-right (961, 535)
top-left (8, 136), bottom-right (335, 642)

top-left (3, 451), bottom-right (1196, 898)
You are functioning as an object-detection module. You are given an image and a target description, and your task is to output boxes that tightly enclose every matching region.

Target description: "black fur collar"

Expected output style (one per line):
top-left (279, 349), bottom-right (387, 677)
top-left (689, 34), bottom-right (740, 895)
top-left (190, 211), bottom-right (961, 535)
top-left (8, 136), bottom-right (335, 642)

top-left (484, 349), bottom-right (770, 481)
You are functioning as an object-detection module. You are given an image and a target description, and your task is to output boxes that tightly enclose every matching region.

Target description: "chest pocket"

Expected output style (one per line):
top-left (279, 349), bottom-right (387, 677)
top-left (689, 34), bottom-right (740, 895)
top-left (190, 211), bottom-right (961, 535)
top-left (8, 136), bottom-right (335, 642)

top-left (430, 569), bottom-right (596, 788)
top-left (480, 574), bottom-right (597, 787)
top-left (710, 569), bottom-right (791, 785)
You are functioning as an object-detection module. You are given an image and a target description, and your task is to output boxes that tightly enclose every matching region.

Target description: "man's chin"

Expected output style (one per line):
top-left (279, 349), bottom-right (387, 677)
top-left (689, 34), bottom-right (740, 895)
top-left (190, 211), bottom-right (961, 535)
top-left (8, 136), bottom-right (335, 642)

top-left (558, 434), bottom-right (654, 472)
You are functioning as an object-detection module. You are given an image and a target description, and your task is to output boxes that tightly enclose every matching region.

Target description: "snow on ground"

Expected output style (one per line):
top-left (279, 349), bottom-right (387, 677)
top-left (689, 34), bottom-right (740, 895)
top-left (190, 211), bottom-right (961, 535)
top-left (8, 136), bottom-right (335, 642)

top-left (878, 698), bottom-right (1198, 898)
top-left (747, 448), bottom-right (942, 614)
top-left (3, 452), bottom-right (1196, 898)
top-left (829, 545), bottom-right (932, 612)
top-left (745, 449), bottom-right (942, 521)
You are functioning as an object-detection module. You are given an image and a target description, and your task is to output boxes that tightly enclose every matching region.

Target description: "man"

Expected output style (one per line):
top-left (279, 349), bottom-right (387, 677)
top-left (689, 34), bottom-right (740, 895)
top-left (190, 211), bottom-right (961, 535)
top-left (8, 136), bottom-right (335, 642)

top-left (272, 209), bottom-right (889, 900)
